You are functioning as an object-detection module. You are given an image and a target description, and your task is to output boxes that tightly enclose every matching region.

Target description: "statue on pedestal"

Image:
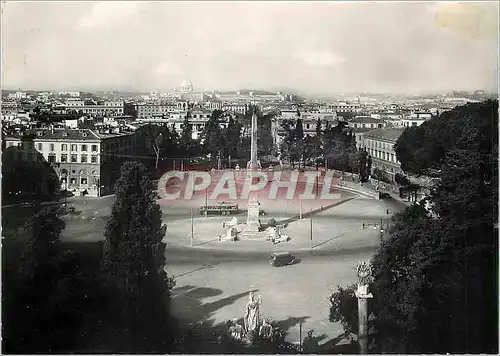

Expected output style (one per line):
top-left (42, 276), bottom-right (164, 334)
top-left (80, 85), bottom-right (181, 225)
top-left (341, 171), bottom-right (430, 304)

top-left (244, 292), bottom-right (262, 333)
top-left (356, 261), bottom-right (373, 295)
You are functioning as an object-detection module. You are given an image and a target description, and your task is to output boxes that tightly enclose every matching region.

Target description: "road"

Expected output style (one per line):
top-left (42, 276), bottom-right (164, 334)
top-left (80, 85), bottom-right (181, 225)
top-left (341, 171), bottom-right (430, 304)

top-left (4, 187), bottom-right (406, 348)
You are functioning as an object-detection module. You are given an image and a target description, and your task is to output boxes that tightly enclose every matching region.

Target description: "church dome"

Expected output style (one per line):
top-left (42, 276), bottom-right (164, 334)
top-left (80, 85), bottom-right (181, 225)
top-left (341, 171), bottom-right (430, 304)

top-left (180, 79), bottom-right (193, 93)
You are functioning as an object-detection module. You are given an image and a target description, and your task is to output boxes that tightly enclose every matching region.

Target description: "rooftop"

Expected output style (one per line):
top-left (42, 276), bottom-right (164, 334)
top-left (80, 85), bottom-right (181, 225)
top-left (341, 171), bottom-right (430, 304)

top-left (5, 128), bottom-right (134, 141)
top-left (350, 116), bottom-right (381, 124)
top-left (363, 127), bottom-right (406, 142)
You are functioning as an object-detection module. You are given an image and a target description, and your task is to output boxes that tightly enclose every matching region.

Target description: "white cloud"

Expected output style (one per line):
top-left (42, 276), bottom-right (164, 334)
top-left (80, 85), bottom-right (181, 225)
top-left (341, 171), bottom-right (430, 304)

top-left (295, 50), bottom-right (346, 67)
top-left (76, 2), bottom-right (140, 29)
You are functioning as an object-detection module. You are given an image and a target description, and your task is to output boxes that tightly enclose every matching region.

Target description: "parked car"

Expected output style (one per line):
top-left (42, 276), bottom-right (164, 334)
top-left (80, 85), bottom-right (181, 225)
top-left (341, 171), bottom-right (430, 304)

top-left (269, 252), bottom-right (296, 267)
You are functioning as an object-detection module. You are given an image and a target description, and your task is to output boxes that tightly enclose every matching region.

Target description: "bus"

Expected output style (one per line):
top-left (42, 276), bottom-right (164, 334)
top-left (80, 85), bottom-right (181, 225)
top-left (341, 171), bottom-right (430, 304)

top-left (200, 202), bottom-right (239, 216)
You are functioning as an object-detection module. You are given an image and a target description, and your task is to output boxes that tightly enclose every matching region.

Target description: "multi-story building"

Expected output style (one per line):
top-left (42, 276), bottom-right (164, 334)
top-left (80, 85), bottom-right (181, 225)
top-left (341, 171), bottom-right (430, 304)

top-left (271, 108), bottom-right (338, 148)
top-left (136, 101), bottom-right (188, 119)
top-left (362, 127), bottom-right (406, 179)
top-left (65, 100), bottom-right (124, 117)
top-left (401, 111), bottom-right (432, 127)
top-left (3, 127), bottom-right (141, 197)
top-left (347, 116), bottom-right (386, 149)
top-left (167, 109), bottom-right (227, 140)
top-left (222, 102), bottom-right (249, 115)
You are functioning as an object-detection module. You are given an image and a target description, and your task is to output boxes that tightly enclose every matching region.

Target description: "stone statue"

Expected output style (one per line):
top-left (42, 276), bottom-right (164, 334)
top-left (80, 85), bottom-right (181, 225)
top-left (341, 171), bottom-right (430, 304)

top-left (356, 261), bottom-right (372, 285)
top-left (259, 318), bottom-right (273, 339)
top-left (244, 292), bottom-right (262, 332)
top-left (356, 261), bottom-right (373, 296)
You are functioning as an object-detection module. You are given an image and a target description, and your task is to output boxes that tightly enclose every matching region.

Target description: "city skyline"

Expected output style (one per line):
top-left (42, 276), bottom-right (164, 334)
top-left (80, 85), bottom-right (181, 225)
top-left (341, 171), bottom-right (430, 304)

top-left (1, 1), bottom-right (498, 95)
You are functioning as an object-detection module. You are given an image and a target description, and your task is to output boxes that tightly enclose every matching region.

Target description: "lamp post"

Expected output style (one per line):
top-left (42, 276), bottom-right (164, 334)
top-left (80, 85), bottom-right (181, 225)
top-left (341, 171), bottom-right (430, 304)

top-left (309, 208), bottom-right (313, 250)
top-left (191, 208), bottom-right (194, 246)
top-left (298, 320), bottom-right (304, 353)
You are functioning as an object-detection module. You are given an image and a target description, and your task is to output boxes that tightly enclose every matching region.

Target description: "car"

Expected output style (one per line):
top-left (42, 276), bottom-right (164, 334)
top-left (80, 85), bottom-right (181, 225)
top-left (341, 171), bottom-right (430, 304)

top-left (269, 252), bottom-right (296, 267)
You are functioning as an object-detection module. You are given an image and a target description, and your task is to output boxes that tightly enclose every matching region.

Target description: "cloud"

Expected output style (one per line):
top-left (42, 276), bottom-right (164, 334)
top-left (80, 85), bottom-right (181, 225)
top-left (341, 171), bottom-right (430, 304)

top-left (295, 50), bottom-right (346, 67)
top-left (76, 2), bottom-right (141, 29)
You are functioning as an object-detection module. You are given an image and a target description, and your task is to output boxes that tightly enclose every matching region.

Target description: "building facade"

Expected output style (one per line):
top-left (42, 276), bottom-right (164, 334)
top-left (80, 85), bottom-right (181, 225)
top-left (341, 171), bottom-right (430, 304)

top-left (3, 128), bottom-right (140, 197)
top-left (348, 116), bottom-right (386, 149)
top-left (65, 100), bottom-right (125, 117)
top-left (361, 127), bottom-right (405, 179)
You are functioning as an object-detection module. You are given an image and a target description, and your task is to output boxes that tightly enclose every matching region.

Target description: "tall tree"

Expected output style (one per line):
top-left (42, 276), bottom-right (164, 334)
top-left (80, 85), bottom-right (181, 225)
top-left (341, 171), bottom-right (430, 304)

top-left (6, 206), bottom-right (67, 352)
top-left (201, 110), bottom-right (224, 160)
top-left (290, 118), bottom-right (305, 167)
top-left (179, 111), bottom-right (194, 158)
top-left (223, 117), bottom-right (242, 159)
top-left (103, 161), bottom-right (174, 351)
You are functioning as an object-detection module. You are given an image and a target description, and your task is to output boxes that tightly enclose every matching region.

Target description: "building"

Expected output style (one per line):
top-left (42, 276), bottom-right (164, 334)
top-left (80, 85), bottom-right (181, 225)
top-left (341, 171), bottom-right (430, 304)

top-left (3, 128), bottom-right (141, 197)
top-left (362, 127), bottom-right (406, 179)
top-left (167, 109), bottom-right (227, 140)
top-left (65, 100), bottom-right (124, 117)
top-left (222, 102), bottom-right (249, 115)
top-left (271, 108), bottom-right (338, 148)
top-left (347, 116), bottom-right (386, 149)
top-left (401, 111), bottom-right (432, 127)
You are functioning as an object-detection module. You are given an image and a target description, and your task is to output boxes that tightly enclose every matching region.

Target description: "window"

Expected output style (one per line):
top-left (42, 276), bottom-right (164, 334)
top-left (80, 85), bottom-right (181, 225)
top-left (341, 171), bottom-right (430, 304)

top-left (61, 154), bottom-right (68, 162)
top-left (37, 143), bottom-right (43, 150)
top-left (71, 144), bottom-right (77, 151)
top-left (71, 154), bottom-right (77, 163)
top-left (48, 154), bottom-right (56, 163)
top-left (81, 144), bottom-right (87, 151)
top-left (70, 178), bottom-right (77, 184)
top-left (61, 144), bottom-right (68, 151)
top-left (50, 143), bottom-right (55, 151)
top-left (81, 178), bottom-right (88, 185)
top-left (91, 156), bottom-right (98, 163)
top-left (91, 145), bottom-right (97, 152)
top-left (81, 155), bottom-right (88, 163)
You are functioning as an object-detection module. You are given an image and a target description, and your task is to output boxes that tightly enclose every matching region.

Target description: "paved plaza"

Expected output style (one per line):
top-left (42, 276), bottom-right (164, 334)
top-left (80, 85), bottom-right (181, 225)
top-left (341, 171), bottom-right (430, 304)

top-left (52, 188), bottom-right (402, 348)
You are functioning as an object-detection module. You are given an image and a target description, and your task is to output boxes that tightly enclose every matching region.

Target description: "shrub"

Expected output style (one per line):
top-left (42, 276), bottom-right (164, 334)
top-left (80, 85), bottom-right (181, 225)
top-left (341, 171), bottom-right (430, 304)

top-left (328, 284), bottom-right (358, 335)
top-left (267, 218), bottom-right (277, 227)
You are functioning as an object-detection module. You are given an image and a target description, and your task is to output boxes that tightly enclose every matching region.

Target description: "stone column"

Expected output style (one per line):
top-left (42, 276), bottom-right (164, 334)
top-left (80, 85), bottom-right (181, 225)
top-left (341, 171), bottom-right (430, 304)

top-left (355, 284), bottom-right (373, 354)
top-left (355, 261), bottom-right (373, 354)
top-left (246, 109), bottom-right (261, 231)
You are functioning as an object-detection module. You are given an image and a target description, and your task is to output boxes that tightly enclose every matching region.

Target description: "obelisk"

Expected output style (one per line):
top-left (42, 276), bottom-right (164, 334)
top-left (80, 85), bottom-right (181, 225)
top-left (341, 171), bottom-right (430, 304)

top-left (246, 108), bottom-right (261, 231)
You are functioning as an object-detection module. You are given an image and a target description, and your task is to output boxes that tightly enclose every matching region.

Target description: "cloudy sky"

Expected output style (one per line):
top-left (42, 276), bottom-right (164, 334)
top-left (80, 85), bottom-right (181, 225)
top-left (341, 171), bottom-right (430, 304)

top-left (1, 1), bottom-right (498, 95)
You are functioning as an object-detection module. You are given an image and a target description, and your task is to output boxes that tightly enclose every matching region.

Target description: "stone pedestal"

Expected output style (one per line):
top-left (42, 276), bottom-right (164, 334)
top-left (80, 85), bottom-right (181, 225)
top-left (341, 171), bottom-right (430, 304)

top-left (355, 285), bottom-right (373, 354)
top-left (246, 200), bottom-right (261, 232)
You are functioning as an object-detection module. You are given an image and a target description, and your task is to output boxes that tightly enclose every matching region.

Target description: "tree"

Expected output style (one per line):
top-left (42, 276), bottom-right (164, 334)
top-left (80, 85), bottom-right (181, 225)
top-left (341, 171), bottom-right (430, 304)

top-left (179, 112), bottom-right (194, 157)
top-left (201, 110), bottom-right (225, 160)
top-left (322, 121), bottom-right (357, 171)
top-left (369, 100), bottom-right (498, 353)
top-left (290, 118), bottom-right (305, 167)
top-left (103, 161), bottom-right (174, 352)
top-left (4, 206), bottom-right (67, 352)
top-left (223, 117), bottom-right (242, 159)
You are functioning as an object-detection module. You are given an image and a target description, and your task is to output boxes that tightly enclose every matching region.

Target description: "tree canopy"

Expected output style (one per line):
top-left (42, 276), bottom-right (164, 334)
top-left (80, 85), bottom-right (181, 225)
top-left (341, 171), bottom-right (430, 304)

top-left (329, 100), bottom-right (498, 354)
top-left (394, 100), bottom-right (498, 175)
top-left (370, 100), bottom-right (498, 353)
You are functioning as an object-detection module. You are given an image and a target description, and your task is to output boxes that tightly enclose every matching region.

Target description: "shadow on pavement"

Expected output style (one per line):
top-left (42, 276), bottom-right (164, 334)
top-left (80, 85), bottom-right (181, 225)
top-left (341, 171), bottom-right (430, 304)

top-left (276, 197), bottom-right (355, 226)
top-left (171, 286), bottom-right (259, 328)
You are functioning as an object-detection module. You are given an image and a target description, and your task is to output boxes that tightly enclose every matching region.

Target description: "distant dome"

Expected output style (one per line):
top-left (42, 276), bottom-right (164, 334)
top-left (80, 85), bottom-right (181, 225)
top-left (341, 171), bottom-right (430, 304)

top-left (180, 79), bottom-right (193, 93)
